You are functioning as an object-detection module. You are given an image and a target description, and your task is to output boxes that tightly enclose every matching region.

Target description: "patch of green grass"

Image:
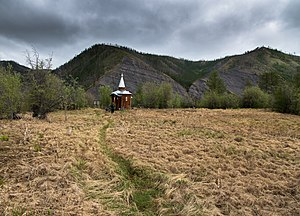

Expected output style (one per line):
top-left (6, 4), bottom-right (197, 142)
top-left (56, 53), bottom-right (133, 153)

top-left (12, 208), bottom-right (32, 216)
top-left (202, 129), bottom-right (225, 139)
top-left (0, 177), bottom-right (4, 187)
top-left (47, 208), bottom-right (54, 215)
top-left (75, 158), bottom-right (87, 171)
top-left (132, 190), bottom-right (157, 213)
top-left (99, 122), bottom-right (165, 215)
top-left (269, 150), bottom-right (291, 160)
top-left (38, 133), bottom-right (44, 139)
top-left (70, 158), bottom-right (87, 180)
top-left (177, 129), bottom-right (193, 137)
top-left (113, 153), bottom-right (163, 213)
top-left (33, 143), bottom-right (42, 152)
top-left (0, 135), bottom-right (9, 141)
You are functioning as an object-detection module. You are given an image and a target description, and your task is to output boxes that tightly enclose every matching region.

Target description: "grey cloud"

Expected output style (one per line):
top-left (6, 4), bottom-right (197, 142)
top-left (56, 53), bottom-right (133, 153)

top-left (0, 1), bottom-right (80, 47)
top-left (70, 0), bottom-right (197, 46)
top-left (0, 0), bottom-right (299, 67)
top-left (281, 1), bottom-right (300, 29)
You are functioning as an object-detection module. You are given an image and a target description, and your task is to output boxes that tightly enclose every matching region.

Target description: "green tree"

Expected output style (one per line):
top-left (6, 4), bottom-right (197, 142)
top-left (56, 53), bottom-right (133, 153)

top-left (198, 92), bottom-right (240, 109)
top-left (292, 90), bottom-right (300, 115)
top-left (0, 65), bottom-right (22, 119)
top-left (157, 83), bottom-right (173, 108)
top-left (24, 48), bottom-right (66, 119)
top-left (199, 71), bottom-right (234, 109)
top-left (73, 87), bottom-right (88, 108)
top-left (258, 71), bottom-right (282, 94)
top-left (26, 70), bottom-right (65, 119)
top-left (242, 86), bottom-right (270, 108)
top-left (142, 82), bottom-right (160, 108)
top-left (63, 76), bottom-right (87, 110)
top-left (198, 91), bottom-right (221, 109)
top-left (207, 71), bottom-right (226, 94)
top-left (140, 82), bottom-right (176, 108)
top-left (62, 77), bottom-right (87, 121)
top-left (272, 84), bottom-right (295, 113)
top-left (219, 93), bottom-right (240, 109)
top-left (294, 66), bottom-right (300, 89)
top-left (168, 93), bottom-right (182, 108)
top-left (99, 85), bottom-right (112, 108)
top-left (132, 85), bottom-right (143, 107)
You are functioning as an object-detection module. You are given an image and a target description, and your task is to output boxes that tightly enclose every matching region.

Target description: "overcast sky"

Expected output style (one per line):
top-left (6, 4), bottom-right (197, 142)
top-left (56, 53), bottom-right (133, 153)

top-left (0, 0), bottom-right (299, 68)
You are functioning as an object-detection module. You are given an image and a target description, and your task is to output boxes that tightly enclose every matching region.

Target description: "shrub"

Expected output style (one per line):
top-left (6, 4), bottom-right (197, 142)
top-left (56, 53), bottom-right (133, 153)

top-left (0, 66), bottom-right (22, 119)
top-left (99, 85), bottom-right (112, 108)
top-left (132, 85), bottom-right (143, 107)
top-left (219, 93), bottom-right (240, 109)
top-left (242, 86), bottom-right (270, 108)
top-left (272, 84), bottom-right (300, 114)
top-left (291, 91), bottom-right (300, 115)
top-left (142, 82), bottom-right (160, 108)
top-left (63, 76), bottom-right (88, 110)
top-left (198, 91), bottom-right (220, 109)
top-left (140, 82), bottom-right (179, 108)
top-left (157, 83), bottom-right (173, 108)
top-left (0, 135), bottom-right (9, 141)
top-left (199, 92), bottom-right (240, 109)
top-left (168, 93), bottom-right (183, 108)
top-left (26, 71), bottom-right (65, 119)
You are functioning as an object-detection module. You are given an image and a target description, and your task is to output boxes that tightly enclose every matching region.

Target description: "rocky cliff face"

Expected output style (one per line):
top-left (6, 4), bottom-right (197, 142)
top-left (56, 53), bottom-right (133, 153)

top-left (188, 79), bottom-right (208, 100)
top-left (88, 56), bottom-right (190, 99)
top-left (189, 69), bottom-right (259, 99)
top-left (220, 70), bottom-right (259, 95)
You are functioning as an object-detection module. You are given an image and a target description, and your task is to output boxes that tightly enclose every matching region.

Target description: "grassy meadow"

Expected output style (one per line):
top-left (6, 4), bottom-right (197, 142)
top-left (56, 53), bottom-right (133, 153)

top-left (0, 108), bottom-right (299, 215)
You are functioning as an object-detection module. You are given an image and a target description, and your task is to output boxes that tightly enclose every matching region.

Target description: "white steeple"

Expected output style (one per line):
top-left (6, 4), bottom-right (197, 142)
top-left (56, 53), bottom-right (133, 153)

top-left (118, 73), bottom-right (126, 89)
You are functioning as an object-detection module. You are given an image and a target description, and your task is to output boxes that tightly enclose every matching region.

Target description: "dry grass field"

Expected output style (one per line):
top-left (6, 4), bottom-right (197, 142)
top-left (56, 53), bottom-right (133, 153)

top-left (0, 108), bottom-right (299, 215)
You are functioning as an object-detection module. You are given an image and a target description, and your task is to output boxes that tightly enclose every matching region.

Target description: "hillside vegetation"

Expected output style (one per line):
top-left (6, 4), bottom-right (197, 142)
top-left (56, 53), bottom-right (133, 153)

top-left (56, 44), bottom-right (212, 90)
top-left (54, 45), bottom-right (300, 100)
top-left (1, 108), bottom-right (299, 215)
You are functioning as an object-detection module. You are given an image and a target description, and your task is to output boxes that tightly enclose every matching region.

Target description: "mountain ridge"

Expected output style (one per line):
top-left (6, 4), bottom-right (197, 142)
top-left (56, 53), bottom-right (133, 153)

top-left (2, 45), bottom-right (300, 100)
top-left (0, 60), bottom-right (30, 74)
top-left (56, 44), bottom-right (300, 100)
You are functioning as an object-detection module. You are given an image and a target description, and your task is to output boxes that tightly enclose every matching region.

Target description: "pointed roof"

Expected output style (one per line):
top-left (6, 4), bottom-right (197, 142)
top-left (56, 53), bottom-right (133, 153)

top-left (118, 73), bottom-right (125, 88)
top-left (111, 73), bottom-right (132, 96)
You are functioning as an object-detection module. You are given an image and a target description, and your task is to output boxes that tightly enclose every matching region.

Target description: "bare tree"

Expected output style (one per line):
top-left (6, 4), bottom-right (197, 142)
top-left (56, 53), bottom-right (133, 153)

top-left (26, 47), bottom-right (53, 70)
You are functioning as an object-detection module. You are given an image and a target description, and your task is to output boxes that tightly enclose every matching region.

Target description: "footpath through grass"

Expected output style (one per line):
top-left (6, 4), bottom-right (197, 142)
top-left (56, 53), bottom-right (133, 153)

top-left (98, 118), bottom-right (203, 215)
top-left (99, 120), bottom-right (165, 215)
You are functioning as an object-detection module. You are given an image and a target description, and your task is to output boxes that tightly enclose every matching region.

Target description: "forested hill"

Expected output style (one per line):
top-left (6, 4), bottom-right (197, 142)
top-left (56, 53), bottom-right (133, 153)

top-left (0, 60), bottom-right (29, 74)
top-left (2, 44), bottom-right (300, 100)
top-left (55, 44), bottom-right (300, 99)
